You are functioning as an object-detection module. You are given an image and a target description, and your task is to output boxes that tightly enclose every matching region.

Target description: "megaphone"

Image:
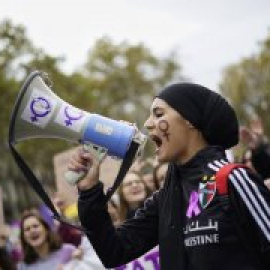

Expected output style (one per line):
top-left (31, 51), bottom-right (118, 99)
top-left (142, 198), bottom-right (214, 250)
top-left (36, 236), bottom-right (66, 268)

top-left (9, 70), bottom-right (147, 185)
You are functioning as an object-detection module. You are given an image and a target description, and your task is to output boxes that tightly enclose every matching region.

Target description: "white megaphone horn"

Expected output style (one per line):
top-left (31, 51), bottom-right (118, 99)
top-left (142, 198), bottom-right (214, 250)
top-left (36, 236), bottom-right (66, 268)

top-left (9, 71), bottom-right (147, 186)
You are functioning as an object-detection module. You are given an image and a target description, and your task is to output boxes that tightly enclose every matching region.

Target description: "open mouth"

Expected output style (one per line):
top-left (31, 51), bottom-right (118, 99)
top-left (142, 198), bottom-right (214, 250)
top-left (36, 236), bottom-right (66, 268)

top-left (132, 190), bottom-right (143, 196)
top-left (30, 234), bottom-right (40, 241)
top-left (151, 135), bottom-right (162, 149)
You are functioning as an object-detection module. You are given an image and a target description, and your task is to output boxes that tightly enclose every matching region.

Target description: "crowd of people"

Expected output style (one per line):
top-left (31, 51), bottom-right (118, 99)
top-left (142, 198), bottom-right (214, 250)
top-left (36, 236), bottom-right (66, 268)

top-left (0, 156), bottom-right (168, 270)
top-left (1, 82), bottom-right (270, 269)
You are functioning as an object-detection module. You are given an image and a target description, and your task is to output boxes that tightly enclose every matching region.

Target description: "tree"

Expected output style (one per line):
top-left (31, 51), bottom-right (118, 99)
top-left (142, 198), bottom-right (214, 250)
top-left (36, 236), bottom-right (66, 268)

top-left (0, 20), bottom-right (70, 220)
top-left (78, 36), bottom-right (184, 126)
top-left (0, 21), bottom-right (185, 221)
top-left (220, 33), bottom-right (270, 137)
top-left (0, 19), bottom-right (33, 150)
top-left (0, 19), bottom-right (71, 178)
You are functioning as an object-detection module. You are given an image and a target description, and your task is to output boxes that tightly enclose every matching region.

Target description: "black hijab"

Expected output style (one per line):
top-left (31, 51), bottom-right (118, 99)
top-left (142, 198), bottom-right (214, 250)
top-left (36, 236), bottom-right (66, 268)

top-left (157, 83), bottom-right (239, 150)
top-left (156, 83), bottom-right (239, 269)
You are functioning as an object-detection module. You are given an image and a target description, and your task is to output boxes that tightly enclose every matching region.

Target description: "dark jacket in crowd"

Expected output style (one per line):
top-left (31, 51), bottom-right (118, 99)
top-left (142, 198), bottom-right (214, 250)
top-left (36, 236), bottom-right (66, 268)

top-left (78, 146), bottom-right (270, 270)
top-left (251, 141), bottom-right (270, 180)
top-left (0, 247), bottom-right (16, 270)
top-left (57, 223), bottom-right (82, 247)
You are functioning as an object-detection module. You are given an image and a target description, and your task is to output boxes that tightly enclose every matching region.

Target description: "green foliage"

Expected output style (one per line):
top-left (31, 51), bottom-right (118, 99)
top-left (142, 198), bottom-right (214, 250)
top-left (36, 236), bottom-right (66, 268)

top-left (0, 20), bottom-right (71, 220)
top-left (0, 20), bottom-right (183, 220)
top-left (0, 19), bottom-right (32, 74)
top-left (80, 36), bottom-right (183, 126)
top-left (220, 33), bottom-right (270, 137)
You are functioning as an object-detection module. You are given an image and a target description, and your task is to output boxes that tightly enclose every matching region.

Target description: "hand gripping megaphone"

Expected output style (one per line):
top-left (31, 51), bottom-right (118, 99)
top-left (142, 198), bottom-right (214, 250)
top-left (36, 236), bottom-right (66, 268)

top-left (8, 71), bottom-right (147, 223)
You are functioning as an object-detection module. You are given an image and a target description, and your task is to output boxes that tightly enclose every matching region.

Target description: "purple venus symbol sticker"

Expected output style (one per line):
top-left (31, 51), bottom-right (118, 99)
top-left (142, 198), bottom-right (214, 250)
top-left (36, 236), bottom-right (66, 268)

top-left (64, 106), bottom-right (83, 126)
top-left (30, 97), bottom-right (52, 122)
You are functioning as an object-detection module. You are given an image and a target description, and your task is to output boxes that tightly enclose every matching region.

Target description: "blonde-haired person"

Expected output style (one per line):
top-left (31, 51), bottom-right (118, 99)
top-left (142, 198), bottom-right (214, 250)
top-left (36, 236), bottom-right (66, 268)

top-left (152, 161), bottom-right (168, 190)
top-left (117, 171), bottom-right (151, 222)
top-left (131, 157), bottom-right (157, 192)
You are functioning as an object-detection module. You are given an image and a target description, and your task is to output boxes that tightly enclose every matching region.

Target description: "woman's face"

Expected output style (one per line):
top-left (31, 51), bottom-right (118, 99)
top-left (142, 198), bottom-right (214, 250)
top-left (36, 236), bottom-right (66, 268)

top-left (243, 149), bottom-right (255, 170)
top-left (122, 172), bottom-right (147, 208)
top-left (107, 201), bottom-right (121, 227)
top-left (156, 163), bottom-right (168, 188)
top-left (22, 216), bottom-right (48, 250)
top-left (144, 98), bottom-right (193, 163)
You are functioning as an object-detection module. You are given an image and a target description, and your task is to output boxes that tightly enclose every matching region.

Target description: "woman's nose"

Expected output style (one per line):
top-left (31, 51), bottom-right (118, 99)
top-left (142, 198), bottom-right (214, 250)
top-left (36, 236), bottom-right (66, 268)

top-left (130, 181), bottom-right (138, 187)
top-left (144, 116), bottom-right (153, 130)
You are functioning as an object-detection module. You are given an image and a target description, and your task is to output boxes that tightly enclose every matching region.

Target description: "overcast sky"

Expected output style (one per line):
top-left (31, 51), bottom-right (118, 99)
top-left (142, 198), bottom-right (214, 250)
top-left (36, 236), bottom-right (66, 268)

top-left (1, 0), bottom-right (270, 90)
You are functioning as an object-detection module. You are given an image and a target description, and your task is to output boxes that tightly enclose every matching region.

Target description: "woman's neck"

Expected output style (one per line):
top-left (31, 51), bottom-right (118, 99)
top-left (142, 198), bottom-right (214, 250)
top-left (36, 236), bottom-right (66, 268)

top-left (35, 242), bottom-right (50, 259)
top-left (177, 132), bottom-right (208, 165)
top-left (128, 201), bottom-right (140, 210)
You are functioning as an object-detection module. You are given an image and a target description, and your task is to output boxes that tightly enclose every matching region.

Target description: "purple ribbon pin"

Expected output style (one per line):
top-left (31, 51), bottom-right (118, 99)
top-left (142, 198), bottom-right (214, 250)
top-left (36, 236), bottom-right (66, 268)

top-left (186, 191), bottom-right (201, 218)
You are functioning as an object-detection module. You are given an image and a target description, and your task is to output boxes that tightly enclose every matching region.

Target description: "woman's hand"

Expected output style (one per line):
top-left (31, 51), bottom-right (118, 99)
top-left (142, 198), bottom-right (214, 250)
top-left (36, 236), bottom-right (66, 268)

top-left (71, 247), bottom-right (83, 260)
top-left (239, 126), bottom-right (260, 149)
top-left (67, 147), bottom-right (103, 190)
top-left (264, 178), bottom-right (270, 191)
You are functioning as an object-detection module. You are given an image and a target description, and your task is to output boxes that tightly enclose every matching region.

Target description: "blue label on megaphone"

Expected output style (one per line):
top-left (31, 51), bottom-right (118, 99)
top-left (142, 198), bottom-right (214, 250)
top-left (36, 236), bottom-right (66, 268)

top-left (82, 114), bottom-right (135, 158)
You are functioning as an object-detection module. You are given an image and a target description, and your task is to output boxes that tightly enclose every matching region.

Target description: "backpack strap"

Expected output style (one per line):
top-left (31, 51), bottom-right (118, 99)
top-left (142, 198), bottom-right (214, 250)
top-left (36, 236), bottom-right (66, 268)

top-left (215, 163), bottom-right (268, 269)
top-left (215, 163), bottom-right (248, 195)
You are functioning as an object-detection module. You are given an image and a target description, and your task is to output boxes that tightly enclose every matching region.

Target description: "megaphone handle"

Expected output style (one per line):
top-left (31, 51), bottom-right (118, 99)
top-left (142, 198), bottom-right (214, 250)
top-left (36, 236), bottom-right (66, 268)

top-left (65, 143), bottom-right (107, 185)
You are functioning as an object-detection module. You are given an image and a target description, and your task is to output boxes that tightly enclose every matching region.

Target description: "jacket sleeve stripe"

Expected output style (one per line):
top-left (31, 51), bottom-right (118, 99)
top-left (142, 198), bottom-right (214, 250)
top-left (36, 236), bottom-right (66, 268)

top-left (208, 161), bottom-right (270, 241)
top-left (208, 163), bottom-right (220, 171)
top-left (238, 168), bottom-right (270, 218)
top-left (213, 160), bottom-right (229, 168)
top-left (229, 169), bottom-right (270, 241)
top-left (219, 159), bottom-right (229, 165)
top-left (208, 160), bottom-right (227, 172)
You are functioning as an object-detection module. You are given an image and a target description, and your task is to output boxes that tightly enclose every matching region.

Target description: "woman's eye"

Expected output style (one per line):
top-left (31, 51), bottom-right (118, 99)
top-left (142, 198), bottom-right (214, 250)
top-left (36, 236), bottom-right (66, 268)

top-left (155, 112), bottom-right (163, 118)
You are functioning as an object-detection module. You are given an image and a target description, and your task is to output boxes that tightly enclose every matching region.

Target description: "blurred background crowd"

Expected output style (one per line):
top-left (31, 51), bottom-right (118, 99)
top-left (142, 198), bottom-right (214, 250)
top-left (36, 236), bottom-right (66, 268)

top-left (0, 152), bottom-right (169, 269)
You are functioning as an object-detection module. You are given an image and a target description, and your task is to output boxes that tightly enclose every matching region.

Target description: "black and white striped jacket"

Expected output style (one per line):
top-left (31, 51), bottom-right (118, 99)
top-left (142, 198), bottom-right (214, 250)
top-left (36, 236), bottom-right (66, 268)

top-left (207, 158), bottom-right (270, 268)
top-left (78, 147), bottom-right (270, 270)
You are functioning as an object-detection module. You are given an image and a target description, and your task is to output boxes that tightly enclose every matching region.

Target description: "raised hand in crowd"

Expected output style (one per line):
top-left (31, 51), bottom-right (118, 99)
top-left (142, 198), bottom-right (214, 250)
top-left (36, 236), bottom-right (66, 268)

top-left (239, 117), bottom-right (270, 182)
top-left (0, 224), bottom-right (16, 270)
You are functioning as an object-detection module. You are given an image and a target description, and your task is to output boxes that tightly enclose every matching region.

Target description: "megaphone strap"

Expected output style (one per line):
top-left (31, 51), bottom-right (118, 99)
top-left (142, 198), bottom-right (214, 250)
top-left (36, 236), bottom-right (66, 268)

top-left (8, 140), bottom-right (139, 231)
top-left (9, 143), bottom-right (86, 230)
top-left (104, 140), bottom-right (139, 201)
top-left (9, 142), bottom-right (61, 219)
